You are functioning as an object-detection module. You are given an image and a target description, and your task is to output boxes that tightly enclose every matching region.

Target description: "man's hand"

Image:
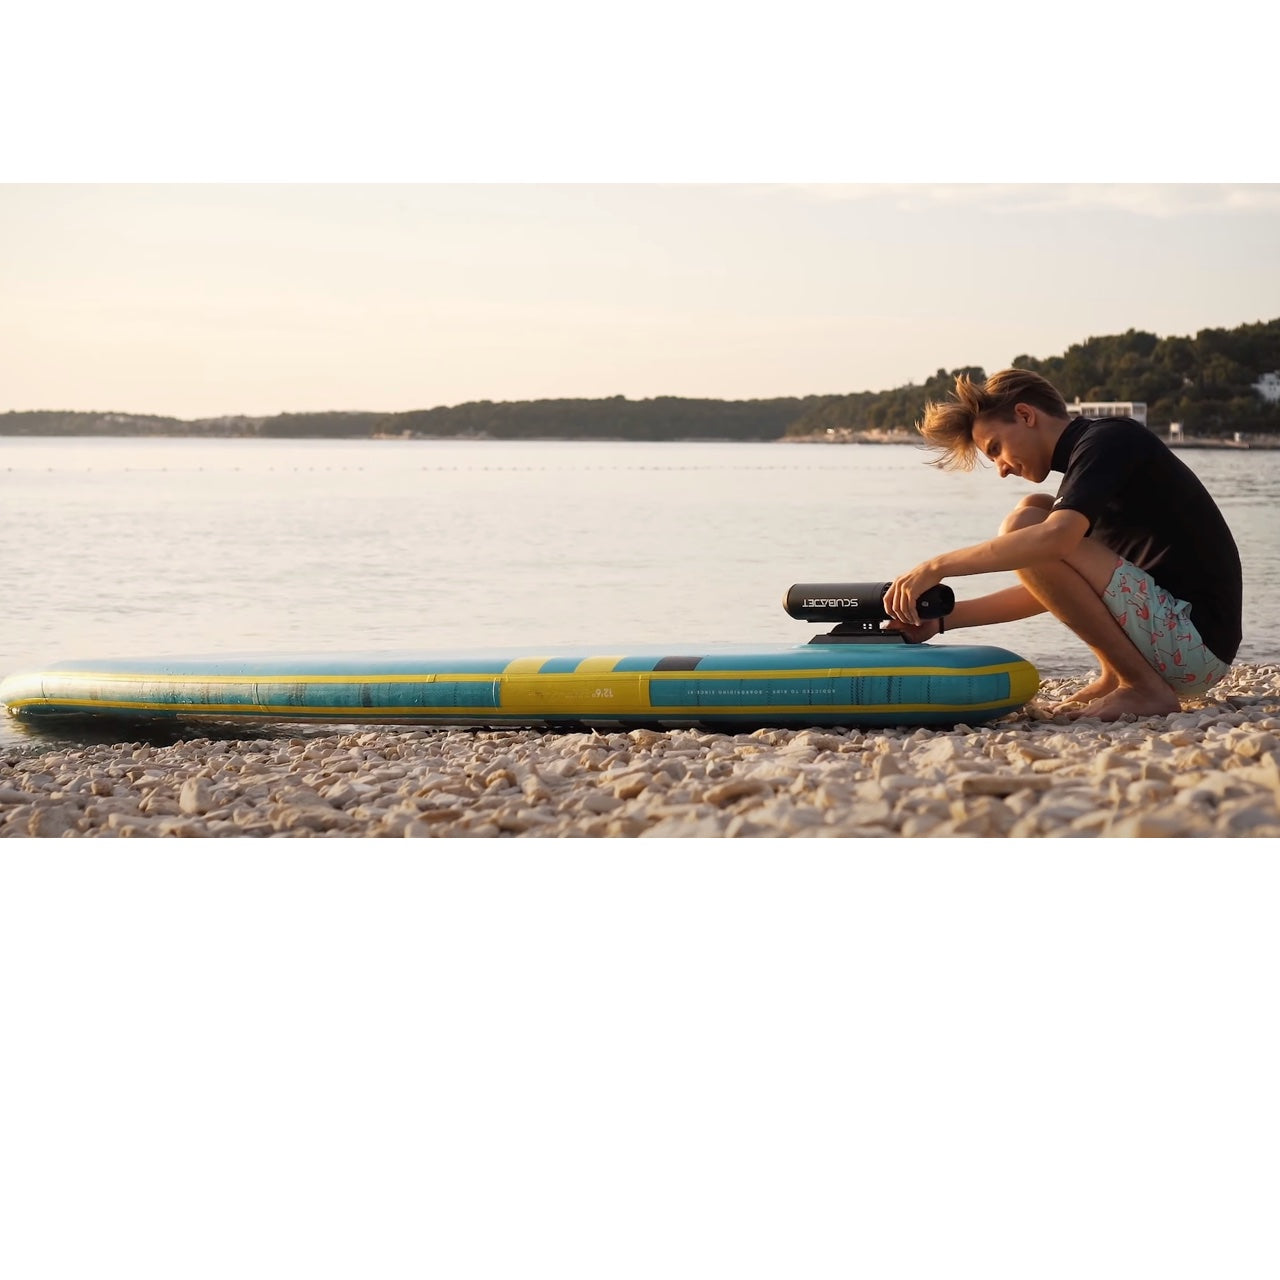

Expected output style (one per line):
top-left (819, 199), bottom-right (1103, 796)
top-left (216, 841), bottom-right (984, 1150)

top-left (881, 616), bottom-right (942, 643)
top-left (885, 562), bottom-right (944, 626)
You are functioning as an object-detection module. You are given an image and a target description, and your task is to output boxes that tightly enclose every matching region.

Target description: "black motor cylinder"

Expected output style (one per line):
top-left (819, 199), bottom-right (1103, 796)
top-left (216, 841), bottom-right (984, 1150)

top-left (783, 582), bottom-right (955, 623)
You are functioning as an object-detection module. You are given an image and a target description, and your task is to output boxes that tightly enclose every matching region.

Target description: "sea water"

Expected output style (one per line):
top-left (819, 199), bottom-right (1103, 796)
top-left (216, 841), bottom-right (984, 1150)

top-left (3, 436), bottom-right (1277, 748)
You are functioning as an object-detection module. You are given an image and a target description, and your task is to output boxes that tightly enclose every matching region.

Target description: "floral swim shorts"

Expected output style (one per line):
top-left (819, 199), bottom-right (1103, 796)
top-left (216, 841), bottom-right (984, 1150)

top-left (1101, 557), bottom-right (1230, 695)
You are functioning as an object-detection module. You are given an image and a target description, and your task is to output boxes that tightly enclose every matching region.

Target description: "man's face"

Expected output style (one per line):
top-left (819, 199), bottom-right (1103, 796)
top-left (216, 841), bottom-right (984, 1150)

top-left (972, 406), bottom-right (1050, 483)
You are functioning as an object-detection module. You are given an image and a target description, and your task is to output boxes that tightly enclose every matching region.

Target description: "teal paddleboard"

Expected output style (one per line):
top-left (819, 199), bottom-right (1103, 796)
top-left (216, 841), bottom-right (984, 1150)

top-left (1, 641), bottom-right (1040, 731)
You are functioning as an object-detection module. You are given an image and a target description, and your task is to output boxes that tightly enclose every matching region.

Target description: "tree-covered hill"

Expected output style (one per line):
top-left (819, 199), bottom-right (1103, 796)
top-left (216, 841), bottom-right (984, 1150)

top-left (375, 395), bottom-right (828, 442)
top-left (0, 398), bottom-right (830, 442)
top-left (0, 410), bottom-right (389, 438)
top-left (4, 316), bottom-right (1277, 440)
top-left (1011, 317), bottom-right (1280, 436)
top-left (785, 317), bottom-right (1280, 439)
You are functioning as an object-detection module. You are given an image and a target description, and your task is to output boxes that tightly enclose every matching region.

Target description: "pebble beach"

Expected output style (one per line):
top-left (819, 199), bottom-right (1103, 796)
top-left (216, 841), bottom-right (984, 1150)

top-left (3, 664), bottom-right (1279, 840)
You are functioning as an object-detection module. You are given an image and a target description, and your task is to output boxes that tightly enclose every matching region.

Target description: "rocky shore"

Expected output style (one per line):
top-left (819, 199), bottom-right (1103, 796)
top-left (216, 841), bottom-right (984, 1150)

top-left (3, 665), bottom-right (1278, 839)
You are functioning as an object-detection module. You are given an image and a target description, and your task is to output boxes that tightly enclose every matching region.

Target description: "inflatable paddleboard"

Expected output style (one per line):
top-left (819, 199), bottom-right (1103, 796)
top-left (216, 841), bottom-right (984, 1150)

top-left (1, 641), bottom-right (1039, 731)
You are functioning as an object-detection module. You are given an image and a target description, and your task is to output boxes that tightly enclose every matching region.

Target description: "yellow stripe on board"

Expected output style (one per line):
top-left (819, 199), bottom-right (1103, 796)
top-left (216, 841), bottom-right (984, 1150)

top-left (11, 697), bottom-right (492, 718)
top-left (11, 695), bottom-right (1028, 718)
top-left (502, 657), bottom-right (553, 675)
top-left (573, 656), bottom-right (625, 674)
top-left (1008, 662), bottom-right (1040, 707)
top-left (645, 662), bottom-right (1027, 681)
top-left (36, 670), bottom-right (505, 686)
top-left (501, 674), bottom-right (648, 716)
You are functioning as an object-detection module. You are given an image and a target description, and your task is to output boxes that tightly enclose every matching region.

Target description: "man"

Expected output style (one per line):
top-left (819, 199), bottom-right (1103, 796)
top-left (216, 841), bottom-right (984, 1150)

top-left (884, 369), bottom-right (1242, 721)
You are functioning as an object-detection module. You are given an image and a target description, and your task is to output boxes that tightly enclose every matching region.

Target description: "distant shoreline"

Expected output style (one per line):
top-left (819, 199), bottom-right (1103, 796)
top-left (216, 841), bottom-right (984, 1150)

top-left (782, 431), bottom-right (1277, 450)
top-left (3, 430), bottom-right (1276, 450)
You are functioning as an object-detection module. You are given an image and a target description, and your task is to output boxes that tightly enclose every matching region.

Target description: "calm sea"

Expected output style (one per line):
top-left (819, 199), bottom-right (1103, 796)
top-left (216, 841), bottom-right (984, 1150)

top-left (3, 436), bottom-right (1277, 748)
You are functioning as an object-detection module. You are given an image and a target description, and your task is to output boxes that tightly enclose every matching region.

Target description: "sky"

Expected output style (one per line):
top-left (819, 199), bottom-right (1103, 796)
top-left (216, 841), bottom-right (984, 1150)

top-left (3, 183), bottom-right (1277, 420)
top-left (3, 3), bottom-right (1276, 420)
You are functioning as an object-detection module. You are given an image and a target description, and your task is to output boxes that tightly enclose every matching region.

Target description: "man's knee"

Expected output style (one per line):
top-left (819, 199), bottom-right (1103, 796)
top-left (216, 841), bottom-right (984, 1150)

top-left (1000, 492), bottom-right (1055, 535)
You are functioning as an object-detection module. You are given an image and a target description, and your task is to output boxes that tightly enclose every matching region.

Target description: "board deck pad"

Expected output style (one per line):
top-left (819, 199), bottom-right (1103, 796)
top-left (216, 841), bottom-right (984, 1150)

top-left (1, 642), bottom-right (1041, 730)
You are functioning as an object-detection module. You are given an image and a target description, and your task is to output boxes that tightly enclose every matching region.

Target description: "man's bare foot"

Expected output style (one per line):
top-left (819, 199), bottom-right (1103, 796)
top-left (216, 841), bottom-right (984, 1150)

top-left (1049, 673), bottom-right (1118, 714)
top-left (1063, 685), bottom-right (1180, 721)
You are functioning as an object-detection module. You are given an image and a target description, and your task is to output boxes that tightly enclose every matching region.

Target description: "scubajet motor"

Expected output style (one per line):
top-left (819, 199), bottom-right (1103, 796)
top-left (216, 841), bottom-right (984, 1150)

top-left (783, 582), bottom-right (955, 644)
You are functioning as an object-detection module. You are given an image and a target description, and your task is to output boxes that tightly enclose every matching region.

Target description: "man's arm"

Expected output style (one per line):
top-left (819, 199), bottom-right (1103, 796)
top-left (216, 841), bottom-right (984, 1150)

top-left (951, 584), bottom-right (1048, 627)
top-left (885, 509), bottom-right (1090, 625)
top-left (883, 584), bottom-right (1047, 641)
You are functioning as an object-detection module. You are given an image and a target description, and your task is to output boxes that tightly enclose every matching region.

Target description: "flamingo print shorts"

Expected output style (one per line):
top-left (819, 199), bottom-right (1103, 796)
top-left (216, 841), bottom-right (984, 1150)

top-left (1101, 557), bottom-right (1230, 694)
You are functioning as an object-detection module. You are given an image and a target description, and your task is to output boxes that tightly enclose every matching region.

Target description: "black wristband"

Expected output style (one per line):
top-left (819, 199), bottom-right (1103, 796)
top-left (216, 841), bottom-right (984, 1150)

top-left (938, 615), bottom-right (945, 634)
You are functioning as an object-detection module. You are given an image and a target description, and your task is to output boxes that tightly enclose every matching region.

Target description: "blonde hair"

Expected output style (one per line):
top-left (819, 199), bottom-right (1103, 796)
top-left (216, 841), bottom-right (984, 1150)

top-left (918, 369), bottom-right (1069, 470)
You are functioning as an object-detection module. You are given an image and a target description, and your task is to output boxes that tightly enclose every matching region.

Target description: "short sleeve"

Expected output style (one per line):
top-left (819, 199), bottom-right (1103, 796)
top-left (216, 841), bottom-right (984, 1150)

top-left (1052, 421), bottom-right (1148, 530)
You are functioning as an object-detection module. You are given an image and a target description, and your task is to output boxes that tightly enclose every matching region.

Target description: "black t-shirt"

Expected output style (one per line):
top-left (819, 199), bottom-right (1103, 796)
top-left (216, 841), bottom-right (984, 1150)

top-left (1050, 416), bottom-right (1242, 663)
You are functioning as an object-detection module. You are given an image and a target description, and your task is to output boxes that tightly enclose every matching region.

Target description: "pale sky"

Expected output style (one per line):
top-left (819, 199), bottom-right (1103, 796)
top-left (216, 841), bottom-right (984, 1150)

top-left (2, 183), bottom-right (1277, 419)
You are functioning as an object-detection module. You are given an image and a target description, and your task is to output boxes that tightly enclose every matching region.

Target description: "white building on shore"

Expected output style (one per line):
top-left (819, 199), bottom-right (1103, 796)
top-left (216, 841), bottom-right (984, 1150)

top-left (1254, 372), bottom-right (1280, 403)
top-left (1065, 400), bottom-right (1148, 426)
